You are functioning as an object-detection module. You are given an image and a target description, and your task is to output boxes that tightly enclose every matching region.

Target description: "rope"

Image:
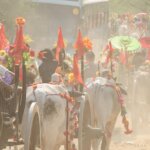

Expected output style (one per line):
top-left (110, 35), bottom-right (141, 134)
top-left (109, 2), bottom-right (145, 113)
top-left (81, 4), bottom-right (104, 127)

top-left (106, 84), bottom-right (132, 134)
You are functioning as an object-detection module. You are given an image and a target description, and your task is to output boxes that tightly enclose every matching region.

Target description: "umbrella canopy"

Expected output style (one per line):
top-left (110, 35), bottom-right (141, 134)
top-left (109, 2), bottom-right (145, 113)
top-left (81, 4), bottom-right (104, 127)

top-left (109, 36), bottom-right (141, 53)
top-left (136, 12), bottom-right (147, 17)
top-left (139, 37), bottom-right (150, 49)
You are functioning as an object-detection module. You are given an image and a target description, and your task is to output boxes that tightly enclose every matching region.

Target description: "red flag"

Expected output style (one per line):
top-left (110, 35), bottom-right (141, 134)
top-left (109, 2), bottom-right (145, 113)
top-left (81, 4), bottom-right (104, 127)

top-left (56, 27), bottom-right (65, 62)
top-left (105, 42), bottom-right (114, 65)
top-left (109, 41), bottom-right (114, 53)
top-left (14, 25), bottom-right (25, 54)
top-left (0, 24), bottom-right (9, 50)
top-left (139, 37), bottom-right (150, 49)
top-left (74, 30), bottom-right (84, 57)
top-left (73, 53), bottom-right (84, 84)
top-left (13, 19), bottom-right (27, 64)
top-left (120, 52), bottom-right (127, 65)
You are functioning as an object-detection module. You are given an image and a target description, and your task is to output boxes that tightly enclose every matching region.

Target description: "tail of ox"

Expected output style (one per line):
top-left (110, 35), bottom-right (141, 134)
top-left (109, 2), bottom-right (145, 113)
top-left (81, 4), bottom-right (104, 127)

top-left (86, 77), bottom-right (121, 150)
top-left (22, 83), bottom-right (69, 150)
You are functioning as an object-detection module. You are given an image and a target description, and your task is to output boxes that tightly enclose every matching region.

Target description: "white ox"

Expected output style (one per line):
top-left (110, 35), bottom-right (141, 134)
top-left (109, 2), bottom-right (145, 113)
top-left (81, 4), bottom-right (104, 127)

top-left (86, 77), bottom-right (121, 150)
top-left (21, 77), bottom-right (121, 150)
top-left (22, 83), bottom-right (70, 150)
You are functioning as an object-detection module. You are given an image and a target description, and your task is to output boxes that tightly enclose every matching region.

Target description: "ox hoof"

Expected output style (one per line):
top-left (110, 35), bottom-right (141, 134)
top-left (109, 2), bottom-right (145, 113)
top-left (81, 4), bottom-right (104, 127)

top-left (84, 125), bottom-right (104, 139)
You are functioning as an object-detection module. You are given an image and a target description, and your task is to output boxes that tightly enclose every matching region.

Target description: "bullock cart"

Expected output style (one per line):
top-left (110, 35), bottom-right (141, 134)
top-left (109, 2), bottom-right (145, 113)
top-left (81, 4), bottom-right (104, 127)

top-left (0, 64), bottom-right (102, 150)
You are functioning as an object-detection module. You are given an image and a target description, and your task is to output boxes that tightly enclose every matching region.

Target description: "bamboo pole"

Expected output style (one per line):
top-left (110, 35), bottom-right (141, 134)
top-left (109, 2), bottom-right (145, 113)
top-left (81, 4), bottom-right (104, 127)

top-left (80, 56), bottom-right (84, 92)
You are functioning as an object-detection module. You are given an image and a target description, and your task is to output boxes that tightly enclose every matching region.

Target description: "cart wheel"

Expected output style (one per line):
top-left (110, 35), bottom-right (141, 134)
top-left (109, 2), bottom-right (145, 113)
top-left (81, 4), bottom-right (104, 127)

top-left (24, 102), bottom-right (41, 150)
top-left (78, 96), bottom-right (92, 150)
top-left (0, 113), bottom-right (3, 138)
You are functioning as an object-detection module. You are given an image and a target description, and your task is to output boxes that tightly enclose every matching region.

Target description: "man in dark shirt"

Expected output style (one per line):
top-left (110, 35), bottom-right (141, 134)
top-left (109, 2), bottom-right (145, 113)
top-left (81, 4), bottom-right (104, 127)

top-left (39, 49), bottom-right (58, 83)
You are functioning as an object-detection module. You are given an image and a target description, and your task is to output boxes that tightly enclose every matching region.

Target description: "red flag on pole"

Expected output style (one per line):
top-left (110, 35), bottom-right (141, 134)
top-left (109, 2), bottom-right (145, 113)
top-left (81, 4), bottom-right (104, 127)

top-left (14, 25), bottom-right (24, 53)
top-left (13, 17), bottom-right (26, 64)
top-left (105, 41), bottom-right (114, 65)
top-left (74, 30), bottom-right (84, 58)
top-left (73, 53), bottom-right (84, 85)
top-left (109, 41), bottom-right (114, 53)
top-left (0, 24), bottom-right (9, 50)
top-left (56, 27), bottom-right (65, 62)
top-left (139, 37), bottom-right (150, 49)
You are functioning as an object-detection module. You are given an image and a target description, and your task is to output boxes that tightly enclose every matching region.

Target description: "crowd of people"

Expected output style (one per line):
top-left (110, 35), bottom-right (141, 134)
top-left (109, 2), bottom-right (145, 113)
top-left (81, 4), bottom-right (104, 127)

top-left (0, 13), bottom-right (150, 91)
top-left (109, 13), bottom-right (150, 37)
top-left (2, 13), bottom-right (150, 148)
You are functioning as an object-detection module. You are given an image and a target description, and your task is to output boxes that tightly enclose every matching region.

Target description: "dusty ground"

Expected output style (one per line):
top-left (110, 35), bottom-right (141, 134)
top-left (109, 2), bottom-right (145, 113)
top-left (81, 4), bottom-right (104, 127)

top-left (3, 114), bottom-right (150, 150)
top-left (110, 115), bottom-right (150, 150)
top-left (4, 135), bottom-right (150, 150)
top-left (4, 132), bottom-right (150, 150)
top-left (3, 134), bottom-right (150, 150)
top-left (111, 134), bottom-right (150, 150)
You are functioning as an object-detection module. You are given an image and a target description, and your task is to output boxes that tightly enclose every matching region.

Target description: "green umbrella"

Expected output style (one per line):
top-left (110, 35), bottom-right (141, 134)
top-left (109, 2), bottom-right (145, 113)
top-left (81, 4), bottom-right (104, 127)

top-left (109, 36), bottom-right (141, 53)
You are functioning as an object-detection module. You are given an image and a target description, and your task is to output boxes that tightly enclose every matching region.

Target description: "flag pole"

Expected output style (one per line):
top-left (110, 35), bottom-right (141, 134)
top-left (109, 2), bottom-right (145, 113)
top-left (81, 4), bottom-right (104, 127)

top-left (109, 42), bottom-right (113, 77)
top-left (80, 55), bottom-right (84, 92)
top-left (98, 61), bottom-right (100, 77)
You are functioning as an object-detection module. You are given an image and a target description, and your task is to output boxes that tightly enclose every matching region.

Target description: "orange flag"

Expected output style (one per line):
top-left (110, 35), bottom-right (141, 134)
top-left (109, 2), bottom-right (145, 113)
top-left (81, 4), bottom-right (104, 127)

top-left (56, 27), bottom-right (65, 62)
top-left (74, 30), bottom-right (84, 58)
top-left (73, 53), bottom-right (84, 85)
top-left (0, 24), bottom-right (9, 50)
top-left (13, 17), bottom-right (27, 64)
top-left (14, 25), bottom-right (24, 54)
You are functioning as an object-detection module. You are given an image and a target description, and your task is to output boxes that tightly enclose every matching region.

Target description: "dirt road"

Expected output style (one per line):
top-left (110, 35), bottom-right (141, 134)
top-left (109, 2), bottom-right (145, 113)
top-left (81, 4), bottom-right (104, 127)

top-left (4, 117), bottom-right (150, 150)
top-left (111, 134), bottom-right (150, 150)
top-left (3, 134), bottom-right (150, 150)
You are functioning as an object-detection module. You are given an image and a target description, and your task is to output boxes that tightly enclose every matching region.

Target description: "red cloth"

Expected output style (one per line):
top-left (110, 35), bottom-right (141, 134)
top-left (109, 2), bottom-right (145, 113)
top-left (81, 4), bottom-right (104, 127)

top-left (56, 27), bottom-right (65, 62)
top-left (14, 25), bottom-right (25, 54)
top-left (139, 37), bottom-right (150, 49)
top-left (74, 30), bottom-right (84, 58)
top-left (73, 53), bottom-right (83, 85)
top-left (0, 24), bottom-right (9, 50)
top-left (105, 42), bottom-right (114, 65)
top-left (119, 52), bottom-right (127, 65)
top-left (13, 24), bottom-right (27, 64)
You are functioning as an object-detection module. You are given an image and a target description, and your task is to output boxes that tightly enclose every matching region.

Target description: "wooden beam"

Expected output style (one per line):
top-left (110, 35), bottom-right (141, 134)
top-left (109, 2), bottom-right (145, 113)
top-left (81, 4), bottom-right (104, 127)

top-left (32, 0), bottom-right (81, 7)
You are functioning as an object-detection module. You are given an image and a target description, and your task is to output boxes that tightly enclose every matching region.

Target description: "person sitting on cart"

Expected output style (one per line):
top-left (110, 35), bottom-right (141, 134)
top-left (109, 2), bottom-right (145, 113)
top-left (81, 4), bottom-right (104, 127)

top-left (51, 65), bottom-right (63, 84)
top-left (39, 49), bottom-right (58, 83)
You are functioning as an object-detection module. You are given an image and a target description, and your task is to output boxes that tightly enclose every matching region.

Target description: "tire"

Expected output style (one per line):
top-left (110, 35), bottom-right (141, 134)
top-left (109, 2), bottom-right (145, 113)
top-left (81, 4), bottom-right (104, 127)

top-left (24, 102), bottom-right (41, 150)
top-left (0, 113), bottom-right (3, 138)
top-left (78, 96), bottom-right (92, 150)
